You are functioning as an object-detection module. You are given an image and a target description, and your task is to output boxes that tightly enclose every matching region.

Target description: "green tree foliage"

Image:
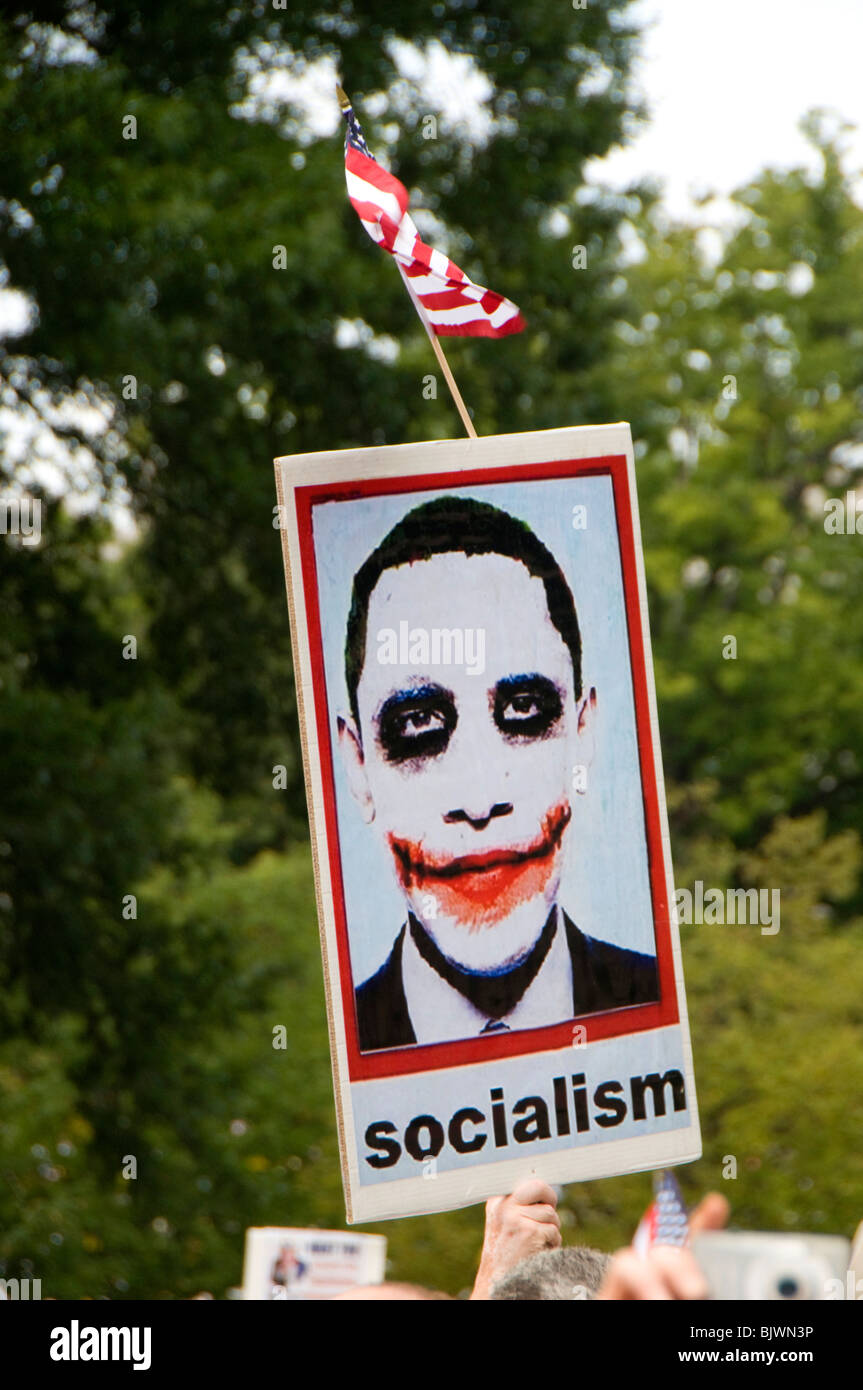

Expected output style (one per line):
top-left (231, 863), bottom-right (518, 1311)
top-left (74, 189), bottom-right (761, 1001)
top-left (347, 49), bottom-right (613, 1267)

top-left (0, 0), bottom-right (643, 814)
top-left (574, 115), bottom-right (863, 1250)
top-left (590, 113), bottom-right (863, 849)
top-left (1, 3), bottom-right (861, 1298)
top-left (0, 0), bottom-right (647, 1297)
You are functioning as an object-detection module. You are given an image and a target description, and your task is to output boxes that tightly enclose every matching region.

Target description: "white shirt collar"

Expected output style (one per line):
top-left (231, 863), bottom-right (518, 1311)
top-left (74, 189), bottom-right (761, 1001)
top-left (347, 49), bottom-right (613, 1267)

top-left (401, 908), bottom-right (574, 1045)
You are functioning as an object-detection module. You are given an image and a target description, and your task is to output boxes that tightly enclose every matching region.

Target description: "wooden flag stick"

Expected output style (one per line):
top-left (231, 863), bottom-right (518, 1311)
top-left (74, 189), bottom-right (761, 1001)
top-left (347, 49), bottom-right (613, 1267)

top-left (428, 333), bottom-right (478, 439)
top-left (397, 263), bottom-right (477, 439)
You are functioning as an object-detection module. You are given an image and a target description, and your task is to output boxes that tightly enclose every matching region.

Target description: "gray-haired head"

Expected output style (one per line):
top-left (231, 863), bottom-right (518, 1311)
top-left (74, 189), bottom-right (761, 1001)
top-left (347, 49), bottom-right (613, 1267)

top-left (489, 1246), bottom-right (611, 1301)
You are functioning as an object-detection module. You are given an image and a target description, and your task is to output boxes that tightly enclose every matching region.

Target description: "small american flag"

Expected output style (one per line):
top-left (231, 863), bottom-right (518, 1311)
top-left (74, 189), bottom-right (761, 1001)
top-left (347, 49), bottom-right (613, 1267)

top-left (632, 1170), bottom-right (690, 1254)
top-left (338, 87), bottom-right (525, 339)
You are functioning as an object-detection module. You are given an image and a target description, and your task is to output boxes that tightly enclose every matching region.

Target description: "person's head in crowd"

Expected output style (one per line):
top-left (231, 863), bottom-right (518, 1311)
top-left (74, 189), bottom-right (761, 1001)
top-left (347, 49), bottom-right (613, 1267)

top-left (489, 1245), bottom-right (611, 1300)
top-left (333, 1281), bottom-right (452, 1300)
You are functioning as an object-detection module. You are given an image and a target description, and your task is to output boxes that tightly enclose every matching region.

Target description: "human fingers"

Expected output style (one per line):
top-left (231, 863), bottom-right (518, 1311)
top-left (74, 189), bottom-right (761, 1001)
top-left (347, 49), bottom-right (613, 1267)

top-left (522, 1202), bottom-right (560, 1227)
top-left (510, 1177), bottom-right (559, 1209)
top-left (595, 1249), bottom-right (673, 1301)
top-left (689, 1192), bottom-right (730, 1234)
top-left (647, 1245), bottom-right (710, 1300)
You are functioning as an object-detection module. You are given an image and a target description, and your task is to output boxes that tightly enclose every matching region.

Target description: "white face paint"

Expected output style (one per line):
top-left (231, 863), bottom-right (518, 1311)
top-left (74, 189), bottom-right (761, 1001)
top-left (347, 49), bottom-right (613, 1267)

top-left (344, 551), bottom-right (591, 973)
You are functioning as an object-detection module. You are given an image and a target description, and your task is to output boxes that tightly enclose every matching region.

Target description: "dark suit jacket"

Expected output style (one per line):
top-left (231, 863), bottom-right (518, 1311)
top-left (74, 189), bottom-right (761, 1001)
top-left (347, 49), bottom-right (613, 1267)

top-left (355, 912), bottom-right (659, 1053)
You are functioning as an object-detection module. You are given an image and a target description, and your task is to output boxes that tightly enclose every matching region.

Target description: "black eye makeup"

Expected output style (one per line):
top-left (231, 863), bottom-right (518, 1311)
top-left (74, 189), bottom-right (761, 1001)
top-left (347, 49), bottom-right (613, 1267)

top-left (376, 684), bottom-right (458, 764)
top-left (493, 674), bottom-right (564, 740)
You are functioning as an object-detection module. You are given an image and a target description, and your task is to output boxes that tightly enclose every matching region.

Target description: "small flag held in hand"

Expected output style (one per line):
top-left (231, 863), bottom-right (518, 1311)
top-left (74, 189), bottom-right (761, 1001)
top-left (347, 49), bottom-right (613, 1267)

top-left (338, 86), bottom-right (525, 339)
top-left (632, 1169), bottom-right (690, 1254)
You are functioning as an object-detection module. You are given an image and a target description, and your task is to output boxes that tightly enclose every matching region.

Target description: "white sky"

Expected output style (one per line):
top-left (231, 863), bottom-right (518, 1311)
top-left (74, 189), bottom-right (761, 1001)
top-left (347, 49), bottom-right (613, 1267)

top-left (589, 0), bottom-right (863, 217)
top-left (228, 5), bottom-right (863, 223)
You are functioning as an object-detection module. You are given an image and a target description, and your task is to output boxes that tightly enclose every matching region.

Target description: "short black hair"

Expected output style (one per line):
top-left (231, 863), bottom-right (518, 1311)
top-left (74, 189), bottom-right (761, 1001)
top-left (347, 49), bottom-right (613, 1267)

top-left (344, 495), bottom-right (582, 729)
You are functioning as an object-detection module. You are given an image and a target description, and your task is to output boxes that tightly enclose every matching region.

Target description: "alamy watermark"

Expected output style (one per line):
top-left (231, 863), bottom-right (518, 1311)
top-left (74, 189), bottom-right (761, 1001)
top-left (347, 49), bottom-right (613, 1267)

top-left (824, 492), bottom-right (863, 535)
top-left (674, 881), bottom-right (780, 935)
top-left (0, 1277), bottom-right (42, 1299)
top-left (0, 495), bottom-right (41, 546)
top-left (377, 621), bottom-right (485, 677)
top-left (50, 1322), bottom-right (151, 1370)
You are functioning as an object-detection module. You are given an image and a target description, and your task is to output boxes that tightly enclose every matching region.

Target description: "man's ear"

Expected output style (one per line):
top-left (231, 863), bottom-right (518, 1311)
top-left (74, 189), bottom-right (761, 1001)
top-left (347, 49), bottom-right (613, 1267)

top-left (572, 686), bottom-right (597, 794)
top-left (337, 715), bottom-right (375, 824)
top-left (577, 685), bottom-right (597, 734)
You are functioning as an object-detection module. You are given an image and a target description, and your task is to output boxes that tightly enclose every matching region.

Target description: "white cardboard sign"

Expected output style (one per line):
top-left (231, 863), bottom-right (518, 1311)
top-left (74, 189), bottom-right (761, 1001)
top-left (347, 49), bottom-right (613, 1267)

top-left (274, 424), bottom-right (701, 1222)
top-left (242, 1227), bottom-right (386, 1300)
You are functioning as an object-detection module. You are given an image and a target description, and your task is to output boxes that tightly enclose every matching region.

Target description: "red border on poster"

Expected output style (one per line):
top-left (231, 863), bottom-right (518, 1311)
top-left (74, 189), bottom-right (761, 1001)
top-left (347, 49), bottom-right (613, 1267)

top-left (294, 453), bottom-right (679, 1082)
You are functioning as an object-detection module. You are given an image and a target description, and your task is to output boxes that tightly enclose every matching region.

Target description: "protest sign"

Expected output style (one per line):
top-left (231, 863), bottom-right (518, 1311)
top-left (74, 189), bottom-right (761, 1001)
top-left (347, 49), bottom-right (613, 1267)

top-left (242, 1227), bottom-right (386, 1300)
top-left (274, 424), bottom-right (701, 1221)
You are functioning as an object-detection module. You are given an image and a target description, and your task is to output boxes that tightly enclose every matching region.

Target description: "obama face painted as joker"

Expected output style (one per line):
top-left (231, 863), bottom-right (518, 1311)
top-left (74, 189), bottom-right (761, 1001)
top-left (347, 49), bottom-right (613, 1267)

top-left (338, 498), bottom-right (658, 1052)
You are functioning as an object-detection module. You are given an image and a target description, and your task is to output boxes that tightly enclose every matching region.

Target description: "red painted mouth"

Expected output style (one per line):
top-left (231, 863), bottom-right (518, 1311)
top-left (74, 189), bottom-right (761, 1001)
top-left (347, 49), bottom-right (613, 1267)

top-left (388, 802), bottom-right (571, 928)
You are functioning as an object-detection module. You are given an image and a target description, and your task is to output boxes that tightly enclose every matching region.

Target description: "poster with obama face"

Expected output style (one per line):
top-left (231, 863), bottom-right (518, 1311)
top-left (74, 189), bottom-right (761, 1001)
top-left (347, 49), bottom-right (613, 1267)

top-left (275, 424), bottom-right (701, 1223)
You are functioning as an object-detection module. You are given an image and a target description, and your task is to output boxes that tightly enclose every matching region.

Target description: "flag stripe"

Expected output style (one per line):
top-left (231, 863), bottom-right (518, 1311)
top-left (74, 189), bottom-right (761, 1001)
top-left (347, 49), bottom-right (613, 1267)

top-left (341, 103), bottom-right (524, 339)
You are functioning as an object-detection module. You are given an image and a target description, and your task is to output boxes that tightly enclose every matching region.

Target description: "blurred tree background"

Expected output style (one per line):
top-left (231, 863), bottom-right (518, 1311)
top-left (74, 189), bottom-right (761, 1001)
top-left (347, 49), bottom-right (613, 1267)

top-left (0, 1), bottom-right (861, 1298)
